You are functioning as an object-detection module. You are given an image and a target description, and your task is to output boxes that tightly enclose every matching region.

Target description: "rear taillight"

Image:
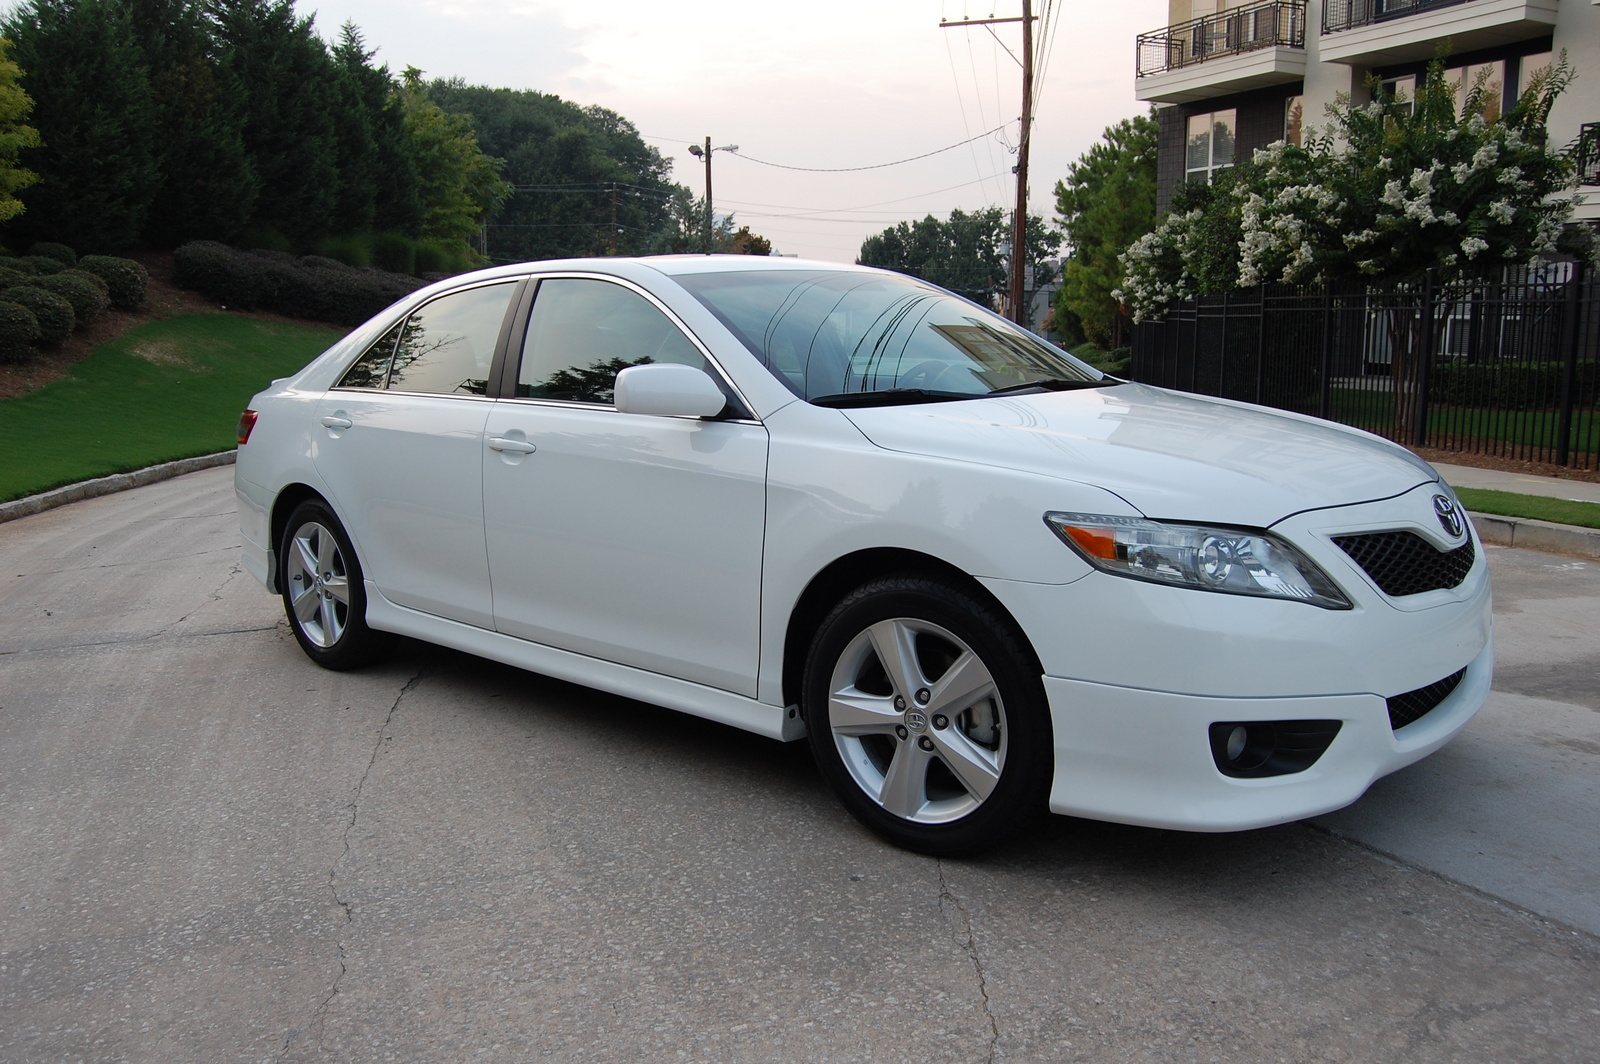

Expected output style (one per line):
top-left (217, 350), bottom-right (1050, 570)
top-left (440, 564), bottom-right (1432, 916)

top-left (237, 409), bottom-right (258, 445)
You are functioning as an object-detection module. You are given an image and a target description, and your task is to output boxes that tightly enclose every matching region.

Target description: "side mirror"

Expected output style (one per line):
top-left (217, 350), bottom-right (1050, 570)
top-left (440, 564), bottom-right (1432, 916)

top-left (614, 363), bottom-right (728, 418)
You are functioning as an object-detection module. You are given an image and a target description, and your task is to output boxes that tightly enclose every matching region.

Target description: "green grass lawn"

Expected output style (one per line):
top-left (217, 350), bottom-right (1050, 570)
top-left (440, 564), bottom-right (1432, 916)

top-left (1329, 388), bottom-right (1600, 454)
top-left (1455, 488), bottom-right (1600, 531)
top-left (0, 314), bottom-right (343, 502)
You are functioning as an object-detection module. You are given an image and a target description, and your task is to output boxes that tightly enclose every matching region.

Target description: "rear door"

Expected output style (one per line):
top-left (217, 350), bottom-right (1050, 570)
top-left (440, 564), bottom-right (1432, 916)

top-left (313, 279), bottom-right (522, 629)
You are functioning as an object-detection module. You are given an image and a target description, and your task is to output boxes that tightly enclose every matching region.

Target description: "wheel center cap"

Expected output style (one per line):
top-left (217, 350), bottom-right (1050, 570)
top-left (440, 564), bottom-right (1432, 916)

top-left (904, 710), bottom-right (928, 733)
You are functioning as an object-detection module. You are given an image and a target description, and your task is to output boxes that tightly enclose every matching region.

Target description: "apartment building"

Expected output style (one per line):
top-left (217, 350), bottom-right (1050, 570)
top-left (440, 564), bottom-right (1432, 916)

top-left (1134, 0), bottom-right (1600, 224)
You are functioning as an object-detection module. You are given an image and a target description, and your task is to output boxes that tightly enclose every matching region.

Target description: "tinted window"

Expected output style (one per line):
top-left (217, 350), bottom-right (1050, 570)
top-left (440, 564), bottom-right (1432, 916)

top-left (676, 269), bottom-right (1101, 402)
top-left (518, 278), bottom-right (706, 404)
top-left (384, 282), bottom-right (517, 396)
top-left (337, 322), bottom-right (403, 390)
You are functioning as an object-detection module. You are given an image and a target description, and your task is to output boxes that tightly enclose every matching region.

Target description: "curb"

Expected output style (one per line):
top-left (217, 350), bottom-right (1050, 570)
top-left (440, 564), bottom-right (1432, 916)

top-left (0, 451), bottom-right (237, 525)
top-left (1471, 510), bottom-right (1600, 561)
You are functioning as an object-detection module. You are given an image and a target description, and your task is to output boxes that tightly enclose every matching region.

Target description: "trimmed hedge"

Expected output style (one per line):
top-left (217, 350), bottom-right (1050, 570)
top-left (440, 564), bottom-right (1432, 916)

top-left (0, 301), bottom-right (41, 364)
top-left (1430, 359), bottom-right (1600, 409)
top-left (19, 255), bottom-right (67, 276)
top-left (27, 242), bottom-right (77, 267)
top-left (172, 241), bottom-right (427, 326)
top-left (77, 256), bottom-right (148, 311)
top-left (32, 272), bottom-right (109, 327)
top-left (0, 264), bottom-right (34, 290)
top-left (1, 285), bottom-right (75, 346)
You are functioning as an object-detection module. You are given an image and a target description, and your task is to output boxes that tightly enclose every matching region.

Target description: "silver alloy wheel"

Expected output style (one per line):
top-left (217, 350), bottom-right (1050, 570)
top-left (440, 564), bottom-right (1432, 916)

top-left (826, 617), bottom-right (1007, 824)
top-left (285, 520), bottom-right (351, 649)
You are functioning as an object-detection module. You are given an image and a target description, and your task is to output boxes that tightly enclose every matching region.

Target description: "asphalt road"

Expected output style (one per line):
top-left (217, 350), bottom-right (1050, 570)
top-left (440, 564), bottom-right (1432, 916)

top-left (3, 467), bottom-right (1597, 1064)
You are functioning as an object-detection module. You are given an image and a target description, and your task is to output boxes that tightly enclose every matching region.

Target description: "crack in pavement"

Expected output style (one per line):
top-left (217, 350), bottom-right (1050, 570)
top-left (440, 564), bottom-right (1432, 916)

top-left (939, 859), bottom-right (1000, 1063)
top-left (288, 666), bottom-right (427, 1059)
top-left (0, 623), bottom-right (283, 657)
top-left (11, 545), bottom-right (240, 578)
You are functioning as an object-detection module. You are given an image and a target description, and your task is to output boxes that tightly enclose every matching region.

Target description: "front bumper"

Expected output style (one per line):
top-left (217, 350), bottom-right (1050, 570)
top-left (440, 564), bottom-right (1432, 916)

top-left (1039, 637), bottom-right (1491, 830)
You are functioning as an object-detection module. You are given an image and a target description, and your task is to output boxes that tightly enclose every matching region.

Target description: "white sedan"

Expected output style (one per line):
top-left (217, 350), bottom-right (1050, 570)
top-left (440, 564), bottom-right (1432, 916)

top-left (235, 256), bottom-right (1491, 855)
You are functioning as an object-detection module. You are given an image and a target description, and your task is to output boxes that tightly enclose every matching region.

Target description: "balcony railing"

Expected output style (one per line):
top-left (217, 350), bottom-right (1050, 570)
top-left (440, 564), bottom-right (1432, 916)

top-left (1575, 123), bottom-right (1600, 186)
top-left (1323, 0), bottom-right (1478, 34)
top-left (1137, 0), bottom-right (1305, 79)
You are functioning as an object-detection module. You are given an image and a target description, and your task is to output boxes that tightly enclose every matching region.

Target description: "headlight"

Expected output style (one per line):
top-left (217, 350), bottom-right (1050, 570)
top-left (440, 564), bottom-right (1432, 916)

top-left (1044, 512), bottom-right (1352, 610)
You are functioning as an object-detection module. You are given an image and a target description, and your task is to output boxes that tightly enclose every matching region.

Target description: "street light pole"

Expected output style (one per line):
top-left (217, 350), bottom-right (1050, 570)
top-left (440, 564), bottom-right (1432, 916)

top-left (687, 138), bottom-right (738, 255)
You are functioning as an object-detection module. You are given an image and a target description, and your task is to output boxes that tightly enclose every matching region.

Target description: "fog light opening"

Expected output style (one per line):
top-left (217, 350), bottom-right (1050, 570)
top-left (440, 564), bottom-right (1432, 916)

top-left (1209, 719), bottom-right (1343, 779)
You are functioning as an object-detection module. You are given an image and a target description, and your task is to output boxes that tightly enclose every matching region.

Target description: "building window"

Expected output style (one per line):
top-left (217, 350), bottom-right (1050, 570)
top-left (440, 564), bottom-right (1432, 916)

top-left (1517, 51), bottom-right (1553, 101)
top-left (1379, 73), bottom-right (1416, 115)
top-left (1447, 60), bottom-right (1506, 122)
top-left (1186, 109), bottom-right (1236, 184)
top-left (1284, 96), bottom-right (1303, 146)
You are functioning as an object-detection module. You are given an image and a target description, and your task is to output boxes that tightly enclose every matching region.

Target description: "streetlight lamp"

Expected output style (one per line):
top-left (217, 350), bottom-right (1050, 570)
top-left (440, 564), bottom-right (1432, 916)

top-left (687, 137), bottom-right (738, 254)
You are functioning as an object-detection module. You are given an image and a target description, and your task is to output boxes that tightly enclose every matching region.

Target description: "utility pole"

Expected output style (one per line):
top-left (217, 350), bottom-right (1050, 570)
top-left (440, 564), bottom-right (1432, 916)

top-left (940, 3), bottom-right (1037, 325)
top-left (687, 138), bottom-right (739, 255)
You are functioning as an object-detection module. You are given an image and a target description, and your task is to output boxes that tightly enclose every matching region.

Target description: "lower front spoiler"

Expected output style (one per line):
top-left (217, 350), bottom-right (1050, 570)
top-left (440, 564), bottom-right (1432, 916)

top-left (1042, 639), bottom-right (1493, 832)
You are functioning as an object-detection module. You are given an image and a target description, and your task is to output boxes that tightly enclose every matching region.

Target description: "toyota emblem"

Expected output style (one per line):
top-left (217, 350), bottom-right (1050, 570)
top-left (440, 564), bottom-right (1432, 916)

top-left (1433, 494), bottom-right (1464, 538)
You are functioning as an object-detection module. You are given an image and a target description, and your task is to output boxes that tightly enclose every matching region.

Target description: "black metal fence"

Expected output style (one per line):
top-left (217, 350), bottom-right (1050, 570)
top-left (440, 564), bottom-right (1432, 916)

top-left (1323, 0), bottom-right (1478, 34)
top-left (1138, 0), bottom-right (1306, 78)
top-left (1130, 263), bottom-right (1600, 470)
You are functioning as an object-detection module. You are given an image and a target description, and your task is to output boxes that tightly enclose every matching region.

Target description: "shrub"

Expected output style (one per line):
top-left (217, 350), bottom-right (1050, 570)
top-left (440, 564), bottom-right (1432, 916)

top-left (19, 254), bottom-right (67, 276)
top-left (371, 231), bottom-right (416, 275)
top-left (0, 264), bottom-right (33, 289)
top-left (414, 239), bottom-right (473, 276)
top-left (32, 272), bottom-right (110, 327)
top-left (27, 242), bottom-right (77, 266)
top-left (317, 234), bottom-right (373, 269)
top-left (0, 300), bottom-right (41, 364)
top-left (298, 254), bottom-right (353, 273)
top-left (63, 268), bottom-right (110, 300)
top-left (77, 256), bottom-right (149, 311)
top-left (172, 241), bottom-right (427, 326)
top-left (1430, 359), bottom-right (1600, 409)
top-left (1, 285), bottom-right (75, 346)
top-left (234, 225), bottom-right (293, 253)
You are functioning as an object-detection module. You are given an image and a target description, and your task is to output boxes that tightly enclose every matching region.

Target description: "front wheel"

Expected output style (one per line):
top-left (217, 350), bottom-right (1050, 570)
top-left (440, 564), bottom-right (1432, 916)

top-left (279, 499), bottom-right (394, 670)
top-left (803, 574), bottom-right (1052, 856)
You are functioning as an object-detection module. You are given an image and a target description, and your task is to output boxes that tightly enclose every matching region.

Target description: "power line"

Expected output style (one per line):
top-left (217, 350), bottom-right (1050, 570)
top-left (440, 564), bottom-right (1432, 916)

top-left (727, 124), bottom-right (1008, 173)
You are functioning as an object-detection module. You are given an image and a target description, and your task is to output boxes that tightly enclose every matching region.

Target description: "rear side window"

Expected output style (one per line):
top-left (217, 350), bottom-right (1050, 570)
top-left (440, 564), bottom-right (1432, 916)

top-left (517, 278), bottom-right (706, 405)
top-left (337, 282), bottom-right (517, 395)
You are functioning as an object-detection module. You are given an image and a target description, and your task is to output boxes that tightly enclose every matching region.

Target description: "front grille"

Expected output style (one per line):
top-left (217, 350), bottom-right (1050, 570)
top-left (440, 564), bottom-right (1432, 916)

top-left (1333, 531), bottom-right (1474, 596)
top-left (1387, 668), bottom-right (1466, 730)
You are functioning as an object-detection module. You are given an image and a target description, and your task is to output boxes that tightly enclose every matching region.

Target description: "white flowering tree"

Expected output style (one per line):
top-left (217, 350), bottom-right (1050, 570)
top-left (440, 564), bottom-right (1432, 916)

top-left (1119, 54), bottom-right (1584, 434)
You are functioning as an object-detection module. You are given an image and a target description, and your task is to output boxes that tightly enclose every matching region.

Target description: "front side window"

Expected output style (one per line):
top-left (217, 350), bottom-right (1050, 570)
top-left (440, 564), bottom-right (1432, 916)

top-left (676, 269), bottom-right (1105, 406)
top-left (517, 278), bottom-right (708, 405)
top-left (1185, 109), bottom-right (1236, 184)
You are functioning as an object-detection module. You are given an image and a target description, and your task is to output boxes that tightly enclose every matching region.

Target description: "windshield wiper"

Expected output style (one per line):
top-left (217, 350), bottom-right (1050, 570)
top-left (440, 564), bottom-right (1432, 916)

top-left (985, 377), bottom-right (1117, 397)
top-left (810, 388), bottom-right (974, 408)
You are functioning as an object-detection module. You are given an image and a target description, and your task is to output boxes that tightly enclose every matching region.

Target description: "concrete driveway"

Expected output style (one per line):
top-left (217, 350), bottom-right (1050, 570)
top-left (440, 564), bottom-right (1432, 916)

top-left (2, 467), bottom-right (1597, 1063)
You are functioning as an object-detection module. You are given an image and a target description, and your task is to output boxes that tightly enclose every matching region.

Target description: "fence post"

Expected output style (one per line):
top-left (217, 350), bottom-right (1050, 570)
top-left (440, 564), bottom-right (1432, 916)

top-left (1414, 270), bottom-right (1436, 448)
top-left (1555, 261), bottom-right (1586, 468)
top-left (1255, 286), bottom-right (1267, 404)
top-left (1318, 283), bottom-right (1334, 420)
top-left (1218, 289), bottom-right (1230, 397)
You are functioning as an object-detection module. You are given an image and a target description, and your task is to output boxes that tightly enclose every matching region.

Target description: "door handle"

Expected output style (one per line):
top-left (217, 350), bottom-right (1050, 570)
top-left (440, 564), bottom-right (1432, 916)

top-left (488, 436), bottom-right (537, 454)
top-left (320, 415), bottom-right (353, 430)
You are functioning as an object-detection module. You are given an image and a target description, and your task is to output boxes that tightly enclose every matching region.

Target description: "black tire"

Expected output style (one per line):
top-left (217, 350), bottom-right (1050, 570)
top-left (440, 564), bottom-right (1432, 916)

top-left (803, 574), bottom-right (1051, 856)
top-left (278, 499), bottom-right (394, 670)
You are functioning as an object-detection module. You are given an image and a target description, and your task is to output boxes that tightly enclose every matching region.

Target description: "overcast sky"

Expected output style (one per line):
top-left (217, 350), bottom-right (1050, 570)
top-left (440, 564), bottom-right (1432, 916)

top-left (296, 0), bottom-right (1166, 262)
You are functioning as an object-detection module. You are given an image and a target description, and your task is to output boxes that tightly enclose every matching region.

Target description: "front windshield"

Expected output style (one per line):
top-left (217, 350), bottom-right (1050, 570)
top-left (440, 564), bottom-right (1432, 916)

top-left (674, 269), bottom-right (1105, 404)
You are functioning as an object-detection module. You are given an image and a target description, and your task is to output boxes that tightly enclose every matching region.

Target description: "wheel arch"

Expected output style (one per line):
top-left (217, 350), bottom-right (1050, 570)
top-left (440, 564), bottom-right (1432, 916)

top-left (780, 547), bottom-right (1043, 716)
top-left (267, 483), bottom-right (333, 594)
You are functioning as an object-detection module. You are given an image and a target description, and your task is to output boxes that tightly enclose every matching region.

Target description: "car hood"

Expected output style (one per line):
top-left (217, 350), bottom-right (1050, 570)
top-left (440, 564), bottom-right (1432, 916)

top-left (839, 382), bottom-right (1438, 528)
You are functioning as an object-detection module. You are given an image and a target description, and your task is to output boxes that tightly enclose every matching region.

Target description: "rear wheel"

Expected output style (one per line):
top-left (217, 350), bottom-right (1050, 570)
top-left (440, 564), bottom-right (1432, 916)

top-left (804, 574), bottom-right (1051, 855)
top-left (279, 500), bottom-right (393, 670)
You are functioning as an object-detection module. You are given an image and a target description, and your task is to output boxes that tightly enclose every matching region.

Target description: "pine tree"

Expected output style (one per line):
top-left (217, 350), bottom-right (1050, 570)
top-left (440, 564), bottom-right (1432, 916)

top-left (123, 0), bottom-right (257, 246)
top-left (3, 0), bottom-right (158, 251)
top-left (209, 0), bottom-right (339, 246)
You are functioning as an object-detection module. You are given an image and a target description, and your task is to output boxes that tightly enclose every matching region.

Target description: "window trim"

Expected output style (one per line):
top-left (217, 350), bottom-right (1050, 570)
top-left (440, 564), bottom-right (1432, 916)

top-left (498, 271), bottom-right (759, 421)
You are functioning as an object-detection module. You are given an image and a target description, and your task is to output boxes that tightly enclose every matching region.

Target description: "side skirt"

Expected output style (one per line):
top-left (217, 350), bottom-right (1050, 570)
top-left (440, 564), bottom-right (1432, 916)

top-left (364, 583), bottom-right (807, 742)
